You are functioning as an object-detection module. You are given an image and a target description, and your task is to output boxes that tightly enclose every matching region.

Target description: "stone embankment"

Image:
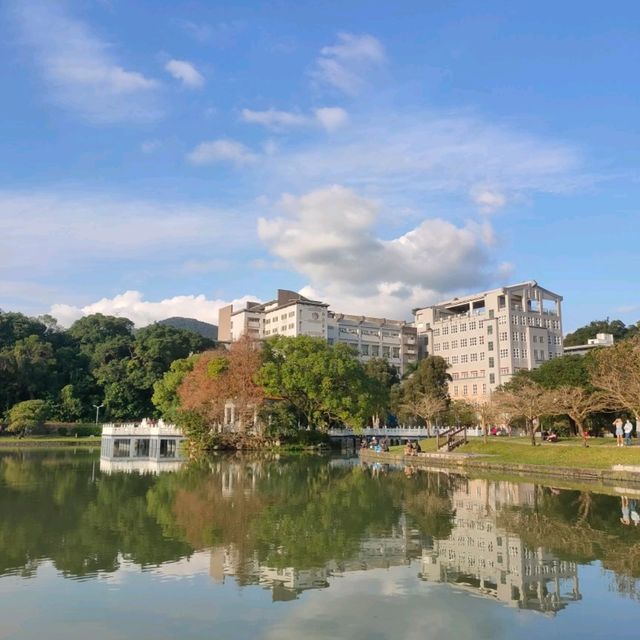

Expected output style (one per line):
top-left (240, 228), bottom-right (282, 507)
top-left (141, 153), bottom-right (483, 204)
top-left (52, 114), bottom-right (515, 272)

top-left (360, 448), bottom-right (640, 487)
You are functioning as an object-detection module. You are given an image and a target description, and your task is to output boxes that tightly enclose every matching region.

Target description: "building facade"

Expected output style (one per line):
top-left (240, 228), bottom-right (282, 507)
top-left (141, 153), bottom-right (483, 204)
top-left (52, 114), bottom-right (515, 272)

top-left (563, 332), bottom-right (614, 357)
top-left (218, 289), bottom-right (417, 375)
top-left (414, 281), bottom-right (563, 401)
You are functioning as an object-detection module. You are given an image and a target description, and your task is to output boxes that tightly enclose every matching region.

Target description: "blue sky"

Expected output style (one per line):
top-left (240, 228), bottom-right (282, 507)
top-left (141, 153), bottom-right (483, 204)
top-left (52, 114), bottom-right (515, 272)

top-left (1, 0), bottom-right (639, 331)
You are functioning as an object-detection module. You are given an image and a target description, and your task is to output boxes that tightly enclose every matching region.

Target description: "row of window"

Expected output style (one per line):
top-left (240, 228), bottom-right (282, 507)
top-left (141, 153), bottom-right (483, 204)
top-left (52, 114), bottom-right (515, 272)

top-left (360, 344), bottom-right (400, 358)
top-left (451, 370), bottom-right (486, 380)
top-left (452, 383), bottom-right (488, 397)
top-left (433, 320), bottom-right (485, 336)
top-left (512, 315), bottom-right (561, 330)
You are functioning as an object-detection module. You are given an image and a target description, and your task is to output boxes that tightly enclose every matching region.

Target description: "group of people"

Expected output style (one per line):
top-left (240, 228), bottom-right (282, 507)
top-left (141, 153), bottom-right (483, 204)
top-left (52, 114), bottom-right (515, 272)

top-left (613, 418), bottom-right (636, 447)
top-left (361, 436), bottom-right (390, 453)
top-left (404, 440), bottom-right (422, 456)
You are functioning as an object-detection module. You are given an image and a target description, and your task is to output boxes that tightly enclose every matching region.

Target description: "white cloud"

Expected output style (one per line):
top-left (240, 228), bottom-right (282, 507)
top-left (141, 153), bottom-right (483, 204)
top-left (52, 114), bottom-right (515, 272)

top-left (265, 110), bottom-right (582, 206)
top-left (165, 59), bottom-right (204, 88)
top-left (241, 107), bottom-right (348, 132)
top-left (50, 291), bottom-right (260, 328)
top-left (314, 107), bottom-right (348, 132)
top-left (258, 185), bottom-right (511, 317)
top-left (470, 186), bottom-right (507, 213)
top-left (313, 33), bottom-right (386, 95)
top-left (241, 108), bottom-right (310, 130)
top-left (187, 139), bottom-right (257, 166)
top-left (11, 0), bottom-right (160, 123)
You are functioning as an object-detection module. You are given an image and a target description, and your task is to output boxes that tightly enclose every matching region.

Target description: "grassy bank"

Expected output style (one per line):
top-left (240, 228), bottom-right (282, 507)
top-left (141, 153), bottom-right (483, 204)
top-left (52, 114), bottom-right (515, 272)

top-left (0, 436), bottom-right (101, 448)
top-left (391, 436), bottom-right (640, 470)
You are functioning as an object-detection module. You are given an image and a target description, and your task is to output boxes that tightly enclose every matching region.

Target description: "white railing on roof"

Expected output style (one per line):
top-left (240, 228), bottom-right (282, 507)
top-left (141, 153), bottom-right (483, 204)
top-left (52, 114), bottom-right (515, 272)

top-left (101, 418), bottom-right (183, 438)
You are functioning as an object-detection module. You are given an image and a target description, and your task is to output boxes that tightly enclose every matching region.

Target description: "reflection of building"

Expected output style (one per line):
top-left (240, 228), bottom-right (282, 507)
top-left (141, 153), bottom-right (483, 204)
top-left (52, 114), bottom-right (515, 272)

top-left (218, 289), bottom-right (417, 375)
top-left (208, 515), bottom-right (423, 602)
top-left (100, 419), bottom-right (185, 474)
top-left (419, 479), bottom-right (581, 614)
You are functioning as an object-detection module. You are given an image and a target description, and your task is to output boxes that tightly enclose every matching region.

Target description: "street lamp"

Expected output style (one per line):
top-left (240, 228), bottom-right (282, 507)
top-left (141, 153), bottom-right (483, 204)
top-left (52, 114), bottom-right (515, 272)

top-left (93, 404), bottom-right (104, 426)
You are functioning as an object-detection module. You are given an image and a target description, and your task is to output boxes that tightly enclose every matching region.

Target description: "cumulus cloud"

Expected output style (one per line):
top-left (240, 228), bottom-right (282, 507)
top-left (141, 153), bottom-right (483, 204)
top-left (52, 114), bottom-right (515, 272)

top-left (165, 58), bottom-right (204, 88)
top-left (313, 33), bottom-right (386, 95)
top-left (50, 291), bottom-right (260, 328)
top-left (470, 186), bottom-right (507, 213)
top-left (314, 107), bottom-right (349, 132)
top-left (241, 107), bottom-right (348, 132)
top-left (258, 185), bottom-right (511, 317)
top-left (10, 0), bottom-right (160, 123)
top-left (187, 139), bottom-right (257, 166)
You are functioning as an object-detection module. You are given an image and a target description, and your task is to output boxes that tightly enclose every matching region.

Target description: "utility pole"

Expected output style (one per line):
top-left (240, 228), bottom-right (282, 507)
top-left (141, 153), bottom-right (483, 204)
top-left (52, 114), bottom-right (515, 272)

top-left (93, 404), bottom-right (104, 426)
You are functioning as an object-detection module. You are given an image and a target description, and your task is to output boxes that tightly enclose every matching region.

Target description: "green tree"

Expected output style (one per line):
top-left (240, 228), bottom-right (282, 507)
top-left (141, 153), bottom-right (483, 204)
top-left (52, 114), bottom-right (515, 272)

top-left (364, 357), bottom-right (400, 426)
top-left (564, 319), bottom-right (637, 347)
top-left (57, 384), bottom-right (84, 422)
top-left (7, 399), bottom-right (49, 435)
top-left (152, 355), bottom-right (197, 422)
top-left (257, 335), bottom-right (375, 431)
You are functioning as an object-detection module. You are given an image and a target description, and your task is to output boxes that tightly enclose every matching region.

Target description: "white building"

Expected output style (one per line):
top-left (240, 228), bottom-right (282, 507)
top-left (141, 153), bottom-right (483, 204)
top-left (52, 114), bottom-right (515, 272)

top-left (414, 281), bottom-right (563, 401)
top-left (563, 332), bottom-right (614, 357)
top-left (218, 289), bottom-right (417, 375)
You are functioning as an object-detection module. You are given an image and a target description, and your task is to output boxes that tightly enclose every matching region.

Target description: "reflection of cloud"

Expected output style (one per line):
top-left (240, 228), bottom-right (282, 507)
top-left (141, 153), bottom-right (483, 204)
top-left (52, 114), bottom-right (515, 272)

top-left (263, 565), bottom-right (510, 640)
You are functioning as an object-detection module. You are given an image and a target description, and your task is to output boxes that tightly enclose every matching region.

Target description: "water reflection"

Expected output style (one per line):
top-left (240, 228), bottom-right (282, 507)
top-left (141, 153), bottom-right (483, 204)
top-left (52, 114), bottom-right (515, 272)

top-left (0, 448), bottom-right (639, 613)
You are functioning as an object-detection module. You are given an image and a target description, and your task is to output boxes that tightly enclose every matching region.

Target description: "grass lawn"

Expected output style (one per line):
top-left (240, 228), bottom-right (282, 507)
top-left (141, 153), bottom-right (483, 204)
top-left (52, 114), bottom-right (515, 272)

top-left (391, 436), bottom-right (640, 470)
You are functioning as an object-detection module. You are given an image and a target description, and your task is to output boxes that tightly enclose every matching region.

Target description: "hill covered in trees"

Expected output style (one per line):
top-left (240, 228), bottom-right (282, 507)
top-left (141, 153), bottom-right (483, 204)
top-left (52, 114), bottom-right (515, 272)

top-left (564, 318), bottom-right (639, 346)
top-left (0, 310), bottom-right (215, 425)
top-left (157, 317), bottom-right (218, 341)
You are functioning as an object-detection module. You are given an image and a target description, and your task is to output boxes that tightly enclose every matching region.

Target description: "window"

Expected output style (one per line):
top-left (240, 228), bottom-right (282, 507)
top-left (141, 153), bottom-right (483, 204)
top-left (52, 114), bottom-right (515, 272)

top-left (463, 385), bottom-right (468, 396)
top-left (453, 386), bottom-right (459, 396)
top-left (498, 316), bottom-right (507, 325)
top-left (500, 367), bottom-right (510, 375)
top-left (488, 341), bottom-right (494, 351)
top-left (470, 353), bottom-right (478, 362)
top-left (460, 323), bottom-right (467, 332)
top-left (392, 347), bottom-right (400, 358)
top-left (488, 357), bottom-right (495, 368)
top-left (461, 371), bottom-right (468, 378)
top-left (478, 320), bottom-right (484, 329)
top-left (382, 346), bottom-right (390, 357)
top-left (433, 328), bottom-right (440, 336)
top-left (460, 338), bottom-right (468, 347)
top-left (442, 341), bottom-right (449, 350)
top-left (483, 384), bottom-right (487, 394)
top-left (469, 337), bottom-right (477, 346)
top-left (451, 355), bottom-right (459, 364)
top-left (512, 315), bottom-right (519, 325)
top-left (461, 354), bottom-right (468, 363)
top-left (489, 373), bottom-right (496, 384)
top-left (479, 336), bottom-right (485, 345)
top-left (472, 384), bottom-right (478, 395)
top-left (442, 326), bottom-right (449, 335)
top-left (487, 325), bottom-right (493, 335)
top-left (514, 348), bottom-right (520, 358)
top-left (113, 439), bottom-right (131, 458)
top-left (500, 348), bottom-right (508, 358)
top-left (469, 321), bottom-right (476, 330)
top-left (522, 348), bottom-right (528, 358)
top-left (371, 345), bottom-right (379, 356)
top-left (479, 352), bottom-right (485, 361)
top-left (451, 340), bottom-right (458, 349)
top-left (470, 370), bottom-right (478, 378)
top-left (451, 325), bottom-right (458, 334)
top-left (452, 372), bottom-right (459, 380)
top-left (500, 332), bottom-right (508, 341)
top-left (361, 344), bottom-right (369, 356)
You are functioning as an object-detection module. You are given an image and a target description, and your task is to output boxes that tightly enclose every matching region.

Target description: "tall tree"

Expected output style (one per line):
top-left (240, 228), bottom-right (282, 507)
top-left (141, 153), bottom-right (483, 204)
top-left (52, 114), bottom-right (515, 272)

top-left (589, 336), bottom-right (640, 421)
top-left (550, 387), bottom-right (613, 446)
top-left (257, 335), bottom-right (374, 431)
top-left (364, 357), bottom-right (400, 427)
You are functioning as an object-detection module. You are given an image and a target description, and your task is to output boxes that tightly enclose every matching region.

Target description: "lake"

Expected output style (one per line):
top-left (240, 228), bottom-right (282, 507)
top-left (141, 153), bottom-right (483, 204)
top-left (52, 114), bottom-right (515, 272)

top-left (0, 448), bottom-right (639, 639)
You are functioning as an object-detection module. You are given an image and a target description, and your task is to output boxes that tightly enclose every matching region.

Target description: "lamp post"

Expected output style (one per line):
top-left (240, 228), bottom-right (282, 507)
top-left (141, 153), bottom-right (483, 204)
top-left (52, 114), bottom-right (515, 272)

top-left (93, 404), bottom-right (104, 426)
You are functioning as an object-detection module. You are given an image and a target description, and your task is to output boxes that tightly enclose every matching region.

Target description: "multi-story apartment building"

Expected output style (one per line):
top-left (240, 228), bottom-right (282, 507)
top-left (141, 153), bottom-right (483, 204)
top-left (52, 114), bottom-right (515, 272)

top-left (414, 281), bottom-right (563, 401)
top-left (218, 289), bottom-right (417, 375)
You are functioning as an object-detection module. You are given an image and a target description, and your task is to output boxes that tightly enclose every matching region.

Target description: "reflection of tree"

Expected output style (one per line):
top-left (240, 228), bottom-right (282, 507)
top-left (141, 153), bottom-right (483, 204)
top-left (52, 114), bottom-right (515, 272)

top-left (497, 487), bottom-right (640, 586)
top-left (0, 450), bottom-right (192, 578)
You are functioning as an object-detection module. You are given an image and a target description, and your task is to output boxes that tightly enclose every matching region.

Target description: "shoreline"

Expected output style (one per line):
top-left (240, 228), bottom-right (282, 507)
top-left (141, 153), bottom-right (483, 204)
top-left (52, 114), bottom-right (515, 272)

top-left (0, 438), bottom-right (101, 448)
top-left (359, 448), bottom-right (640, 488)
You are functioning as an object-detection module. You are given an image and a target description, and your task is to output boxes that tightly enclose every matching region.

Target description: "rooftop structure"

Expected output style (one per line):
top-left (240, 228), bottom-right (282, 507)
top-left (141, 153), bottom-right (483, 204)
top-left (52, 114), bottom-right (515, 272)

top-left (414, 281), bottom-right (563, 400)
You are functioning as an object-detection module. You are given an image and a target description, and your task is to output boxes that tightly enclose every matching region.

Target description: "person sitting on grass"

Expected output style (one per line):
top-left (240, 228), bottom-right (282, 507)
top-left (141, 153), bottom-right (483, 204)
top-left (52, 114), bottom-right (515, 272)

top-left (404, 441), bottom-right (414, 456)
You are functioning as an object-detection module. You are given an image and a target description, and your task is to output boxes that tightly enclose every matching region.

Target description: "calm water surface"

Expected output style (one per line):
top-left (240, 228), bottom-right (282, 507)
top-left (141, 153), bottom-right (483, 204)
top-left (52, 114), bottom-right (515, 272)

top-left (1, 449), bottom-right (639, 639)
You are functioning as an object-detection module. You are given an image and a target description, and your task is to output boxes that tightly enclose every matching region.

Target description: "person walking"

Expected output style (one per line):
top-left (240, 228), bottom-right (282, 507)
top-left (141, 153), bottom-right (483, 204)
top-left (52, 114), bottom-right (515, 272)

top-left (624, 419), bottom-right (634, 446)
top-left (613, 417), bottom-right (624, 447)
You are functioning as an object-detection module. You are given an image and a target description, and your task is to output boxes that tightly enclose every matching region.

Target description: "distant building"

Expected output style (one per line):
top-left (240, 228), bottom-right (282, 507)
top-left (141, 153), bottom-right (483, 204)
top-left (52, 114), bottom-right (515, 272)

top-left (413, 281), bottom-right (563, 401)
top-left (563, 333), bottom-right (614, 357)
top-left (218, 289), bottom-right (417, 375)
